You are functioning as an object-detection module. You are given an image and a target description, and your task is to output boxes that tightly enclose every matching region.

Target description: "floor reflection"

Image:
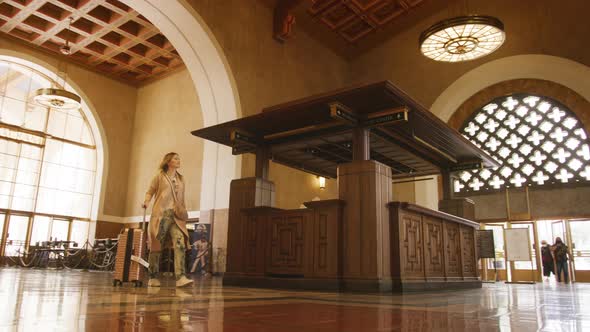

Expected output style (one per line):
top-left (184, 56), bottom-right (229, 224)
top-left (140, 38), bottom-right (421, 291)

top-left (0, 268), bottom-right (588, 331)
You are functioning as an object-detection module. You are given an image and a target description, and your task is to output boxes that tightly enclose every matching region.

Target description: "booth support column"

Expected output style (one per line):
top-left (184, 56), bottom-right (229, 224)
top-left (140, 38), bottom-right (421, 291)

top-left (338, 127), bottom-right (393, 291)
top-left (225, 146), bottom-right (275, 275)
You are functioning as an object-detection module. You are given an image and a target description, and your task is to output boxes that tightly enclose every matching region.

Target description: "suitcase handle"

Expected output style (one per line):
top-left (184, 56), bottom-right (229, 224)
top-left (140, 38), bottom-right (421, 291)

top-left (142, 208), bottom-right (149, 258)
top-left (141, 207), bottom-right (147, 232)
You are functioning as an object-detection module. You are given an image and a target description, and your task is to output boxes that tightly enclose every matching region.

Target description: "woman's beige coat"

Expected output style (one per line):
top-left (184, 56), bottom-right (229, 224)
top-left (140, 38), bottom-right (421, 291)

top-left (144, 171), bottom-right (189, 252)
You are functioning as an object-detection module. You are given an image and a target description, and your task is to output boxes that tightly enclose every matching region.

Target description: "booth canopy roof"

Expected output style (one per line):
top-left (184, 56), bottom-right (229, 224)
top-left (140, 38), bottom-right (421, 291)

top-left (191, 81), bottom-right (499, 178)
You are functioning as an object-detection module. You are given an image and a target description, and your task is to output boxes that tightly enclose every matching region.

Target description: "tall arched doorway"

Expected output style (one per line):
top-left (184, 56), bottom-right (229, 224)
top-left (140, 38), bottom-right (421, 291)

top-left (121, 0), bottom-right (242, 214)
top-left (0, 55), bottom-right (105, 255)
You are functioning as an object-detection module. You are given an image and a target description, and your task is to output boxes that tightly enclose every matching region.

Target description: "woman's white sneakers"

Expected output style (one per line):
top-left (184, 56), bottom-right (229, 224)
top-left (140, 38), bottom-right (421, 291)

top-left (147, 276), bottom-right (193, 287)
top-left (176, 275), bottom-right (194, 288)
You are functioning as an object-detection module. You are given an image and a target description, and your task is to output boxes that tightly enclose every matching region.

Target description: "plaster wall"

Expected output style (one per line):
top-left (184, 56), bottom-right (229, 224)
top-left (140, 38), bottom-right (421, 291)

top-left (180, 0), bottom-right (348, 209)
top-left (125, 68), bottom-right (204, 217)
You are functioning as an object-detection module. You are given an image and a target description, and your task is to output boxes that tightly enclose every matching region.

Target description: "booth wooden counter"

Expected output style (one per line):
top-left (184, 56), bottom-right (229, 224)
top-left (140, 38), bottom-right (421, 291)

top-left (223, 200), bottom-right (479, 292)
top-left (388, 202), bottom-right (480, 291)
top-left (192, 81), bottom-right (499, 292)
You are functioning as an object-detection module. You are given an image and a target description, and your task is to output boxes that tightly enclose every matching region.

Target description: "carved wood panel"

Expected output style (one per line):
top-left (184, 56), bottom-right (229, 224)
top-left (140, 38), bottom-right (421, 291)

top-left (317, 213), bottom-right (328, 270)
top-left (244, 215), bottom-right (261, 273)
top-left (423, 217), bottom-right (443, 278)
top-left (307, 200), bottom-right (344, 278)
top-left (268, 215), bottom-right (305, 275)
top-left (400, 213), bottom-right (423, 276)
top-left (460, 226), bottom-right (476, 277)
top-left (444, 222), bottom-right (462, 277)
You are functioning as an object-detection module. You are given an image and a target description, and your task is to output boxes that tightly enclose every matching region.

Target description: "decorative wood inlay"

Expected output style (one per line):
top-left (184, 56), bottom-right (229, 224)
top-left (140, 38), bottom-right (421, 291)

top-left (444, 223), bottom-right (462, 277)
top-left (460, 226), bottom-right (476, 276)
top-left (245, 215), bottom-right (259, 273)
top-left (389, 202), bottom-right (480, 287)
top-left (400, 213), bottom-right (423, 276)
top-left (0, 0), bottom-right (183, 85)
top-left (423, 217), bottom-right (443, 277)
top-left (318, 213), bottom-right (328, 269)
top-left (269, 215), bottom-right (305, 274)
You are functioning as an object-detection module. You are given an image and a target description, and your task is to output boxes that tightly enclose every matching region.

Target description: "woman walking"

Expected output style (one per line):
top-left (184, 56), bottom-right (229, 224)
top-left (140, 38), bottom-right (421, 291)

top-left (143, 152), bottom-right (193, 287)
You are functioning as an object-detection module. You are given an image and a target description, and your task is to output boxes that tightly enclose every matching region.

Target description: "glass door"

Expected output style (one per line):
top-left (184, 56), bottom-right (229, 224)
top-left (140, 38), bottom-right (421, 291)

top-left (509, 222), bottom-right (541, 282)
top-left (550, 220), bottom-right (575, 282)
top-left (4, 215), bottom-right (30, 257)
top-left (482, 223), bottom-right (508, 281)
top-left (569, 220), bottom-right (590, 282)
top-left (552, 220), bottom-right (565, 243)
top-left (0, 213), bottom-right (5, 257)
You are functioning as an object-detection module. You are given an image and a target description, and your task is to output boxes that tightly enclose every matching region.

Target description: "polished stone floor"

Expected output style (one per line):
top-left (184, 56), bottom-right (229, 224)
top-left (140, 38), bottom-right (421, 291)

top-left (0, 268), bottom-right (588, 331)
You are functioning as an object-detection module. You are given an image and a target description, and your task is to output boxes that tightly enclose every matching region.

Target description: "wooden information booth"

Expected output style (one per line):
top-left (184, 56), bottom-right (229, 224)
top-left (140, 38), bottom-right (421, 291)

top-left (192, 81), bottom-right (499, 292)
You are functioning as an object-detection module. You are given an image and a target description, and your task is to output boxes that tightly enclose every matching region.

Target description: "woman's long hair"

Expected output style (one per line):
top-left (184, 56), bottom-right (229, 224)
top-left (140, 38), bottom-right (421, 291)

top-left (159, 152), bottom-right (183, 180)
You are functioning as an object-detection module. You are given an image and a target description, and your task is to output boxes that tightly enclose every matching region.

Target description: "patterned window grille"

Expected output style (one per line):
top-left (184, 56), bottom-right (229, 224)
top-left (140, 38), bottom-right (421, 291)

top-left (455, 94), bottom-right (590, 194)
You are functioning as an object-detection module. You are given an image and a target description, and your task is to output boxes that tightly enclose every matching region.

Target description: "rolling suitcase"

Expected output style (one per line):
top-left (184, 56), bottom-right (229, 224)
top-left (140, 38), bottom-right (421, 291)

top-left (113, 210), bottom-right (148, 287)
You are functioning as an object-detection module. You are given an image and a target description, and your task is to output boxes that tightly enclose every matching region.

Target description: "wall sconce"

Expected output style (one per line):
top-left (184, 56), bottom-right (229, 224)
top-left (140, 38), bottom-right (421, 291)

top-left (318, 176), bottom-right (326, 190)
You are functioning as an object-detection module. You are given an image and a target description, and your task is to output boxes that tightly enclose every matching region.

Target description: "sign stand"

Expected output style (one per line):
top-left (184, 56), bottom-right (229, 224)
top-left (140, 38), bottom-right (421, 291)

top-left (477, 229), bottom-right (496, 283)
top-left (504, 227), bottom-right (535, 284)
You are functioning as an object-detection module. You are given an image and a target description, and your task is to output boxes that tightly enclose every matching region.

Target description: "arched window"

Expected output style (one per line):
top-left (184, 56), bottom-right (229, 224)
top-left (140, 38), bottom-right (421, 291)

top-left (455, 94), bottom-right (590, 194)
top-left (0, 60), bottom-right (96, 255)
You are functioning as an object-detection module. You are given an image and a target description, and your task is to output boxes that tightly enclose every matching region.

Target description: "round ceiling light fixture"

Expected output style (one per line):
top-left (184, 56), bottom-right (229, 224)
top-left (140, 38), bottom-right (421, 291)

top-left (419, 15), bottom-right (505, 62)
top-left (33, 17), bottom-right (81, 110)
top-left (33, 88), bottom-right (81, 110)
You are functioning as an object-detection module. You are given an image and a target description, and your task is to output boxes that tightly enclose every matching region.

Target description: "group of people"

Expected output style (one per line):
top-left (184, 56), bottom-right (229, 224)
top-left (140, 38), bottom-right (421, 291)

top-left (541, 237), bottom-right (571, 283)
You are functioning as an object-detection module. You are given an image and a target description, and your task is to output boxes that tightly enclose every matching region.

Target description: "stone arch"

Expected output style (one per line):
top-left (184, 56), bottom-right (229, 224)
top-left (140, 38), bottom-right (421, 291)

top-left (447, 79), bottom-right (590, 134)
top-left (430, 55), bottom-right (590, 128)
top-left (121, 0), bottom-right (242, 213)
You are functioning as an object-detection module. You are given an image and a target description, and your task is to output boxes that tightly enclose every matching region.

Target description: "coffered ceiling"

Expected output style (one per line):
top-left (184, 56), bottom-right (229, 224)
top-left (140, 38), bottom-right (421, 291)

top-left (0, 0), bottom-right (184, 86)
top-left (306, 0), bottom-right (426, 43)
top-left (268, 0), bottom-right (452, 59)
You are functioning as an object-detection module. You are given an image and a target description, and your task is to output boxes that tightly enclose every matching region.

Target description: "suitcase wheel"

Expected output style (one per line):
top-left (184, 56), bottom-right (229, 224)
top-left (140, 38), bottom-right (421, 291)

top-left (113, 279), bottom-right (122, 287)
top-left (133, 280), bottom-right (143, 288)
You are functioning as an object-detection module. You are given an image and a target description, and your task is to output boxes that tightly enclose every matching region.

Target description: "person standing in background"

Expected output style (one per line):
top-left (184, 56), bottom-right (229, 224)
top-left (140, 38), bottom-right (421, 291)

top-left (540, 240), bottom-right (554, 281)
top-left (553, 237), bottom-right (571, 283)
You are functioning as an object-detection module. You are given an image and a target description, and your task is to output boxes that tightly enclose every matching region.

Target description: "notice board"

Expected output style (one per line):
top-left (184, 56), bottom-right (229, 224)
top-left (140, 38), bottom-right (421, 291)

top-left (476, 230), bottom-right (495, 259)
top-left (504, 228), bottom-right (532, 262)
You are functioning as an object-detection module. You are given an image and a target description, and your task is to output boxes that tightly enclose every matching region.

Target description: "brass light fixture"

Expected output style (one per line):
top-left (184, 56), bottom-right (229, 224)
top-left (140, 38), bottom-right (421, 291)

top-left (419, 15), bottom-right (505, 62)
top-left (33, 17), bottom-right (81, 110)
top-left (318, 176), bottom-right (326, 190)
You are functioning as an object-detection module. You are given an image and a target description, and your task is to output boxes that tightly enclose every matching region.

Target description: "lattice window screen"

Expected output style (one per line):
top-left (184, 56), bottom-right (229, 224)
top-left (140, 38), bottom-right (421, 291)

top-left (455, 94), bottom-right (590, 194)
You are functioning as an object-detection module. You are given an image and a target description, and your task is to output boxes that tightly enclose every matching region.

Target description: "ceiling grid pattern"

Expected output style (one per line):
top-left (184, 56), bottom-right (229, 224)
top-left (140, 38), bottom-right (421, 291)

top-left (0, 0), bottom-right (183, 85)
top-left (307, 0), bottom-right (425, 43)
